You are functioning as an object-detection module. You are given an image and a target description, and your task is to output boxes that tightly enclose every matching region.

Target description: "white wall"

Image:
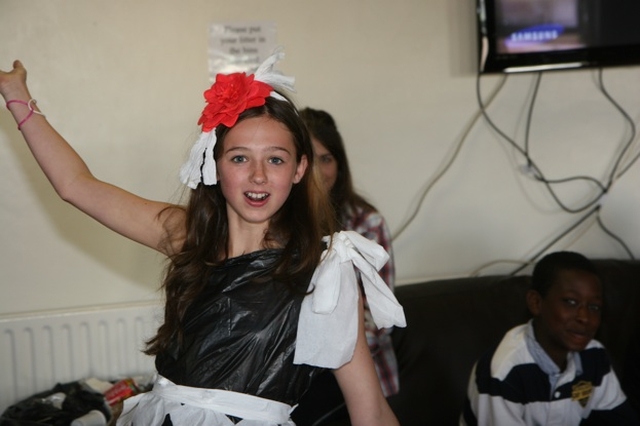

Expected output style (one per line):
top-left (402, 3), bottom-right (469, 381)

top-left (1, 0), bottom-right (639, 315)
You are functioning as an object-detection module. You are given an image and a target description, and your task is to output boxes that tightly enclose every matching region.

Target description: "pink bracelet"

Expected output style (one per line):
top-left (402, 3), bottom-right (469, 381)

top-left (6, 98), bottom-right (45, 130)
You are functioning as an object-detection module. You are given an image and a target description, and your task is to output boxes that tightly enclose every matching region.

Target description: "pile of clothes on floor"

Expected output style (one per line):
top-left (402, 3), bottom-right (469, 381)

top-left (0, 375), bottom-right (153, 426)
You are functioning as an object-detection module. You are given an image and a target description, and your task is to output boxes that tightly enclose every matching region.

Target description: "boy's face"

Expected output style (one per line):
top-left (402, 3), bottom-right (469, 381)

top-left (527, 269), bottom-right (603, 369)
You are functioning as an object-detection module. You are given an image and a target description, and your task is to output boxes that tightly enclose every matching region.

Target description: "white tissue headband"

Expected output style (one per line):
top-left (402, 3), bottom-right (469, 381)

top-left (179, 49), bottom-right (296, 189)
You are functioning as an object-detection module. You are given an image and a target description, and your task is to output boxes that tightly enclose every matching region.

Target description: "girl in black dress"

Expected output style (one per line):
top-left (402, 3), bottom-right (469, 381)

top-left (0, 51), bottom-right (404, 425)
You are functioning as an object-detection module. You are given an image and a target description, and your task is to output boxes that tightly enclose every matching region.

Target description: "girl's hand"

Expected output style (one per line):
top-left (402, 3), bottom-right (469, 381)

top-left (0, 60), bottom-right (30, 100)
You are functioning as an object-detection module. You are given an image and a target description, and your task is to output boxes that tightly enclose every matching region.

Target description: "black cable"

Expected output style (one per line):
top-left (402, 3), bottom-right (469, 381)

top-left (595, 68), bottom-right (639, 183)
top-left (521, 72), bottom-right (607, 190)
top-left (614, 136), bottom-right (640, 178)
top-left (508, 205), bottom-right (601, 276)
top-left (596, 210), bottom-right (635, 260)
top-left (465, 68), bottom-right (637, 277)
top-left (475, 68), bottom-right (637, 273)
top-left (392, 74), bottom-right (508, 240)
top-left (476, 73), bottom-right (606, 213)
top-left (523, 72), bottom-right (542, 166)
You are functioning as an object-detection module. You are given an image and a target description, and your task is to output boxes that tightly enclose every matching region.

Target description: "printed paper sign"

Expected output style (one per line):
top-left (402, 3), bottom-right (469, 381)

top-left (208, 21), bottom-right (277, 80)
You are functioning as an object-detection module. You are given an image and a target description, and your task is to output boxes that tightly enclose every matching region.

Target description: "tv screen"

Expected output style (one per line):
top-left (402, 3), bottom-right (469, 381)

top-left (477, 0), bottom-right (640, 73)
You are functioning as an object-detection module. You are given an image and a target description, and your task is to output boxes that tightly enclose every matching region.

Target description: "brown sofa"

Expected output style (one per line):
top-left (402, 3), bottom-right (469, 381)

top-left (383, 258), bottom-right (640, 425)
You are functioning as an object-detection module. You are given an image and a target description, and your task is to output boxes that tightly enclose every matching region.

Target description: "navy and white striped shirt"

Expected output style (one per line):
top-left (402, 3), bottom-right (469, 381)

top-left (461, 321), bottom-right (638, 425)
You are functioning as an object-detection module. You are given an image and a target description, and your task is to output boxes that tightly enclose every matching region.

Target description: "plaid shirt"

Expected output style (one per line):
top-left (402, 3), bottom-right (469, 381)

top-left (341, 205), bottom-right (399, 397)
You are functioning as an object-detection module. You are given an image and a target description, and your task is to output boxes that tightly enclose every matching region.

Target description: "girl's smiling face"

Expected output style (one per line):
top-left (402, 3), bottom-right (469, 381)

top-left (216, 116), bottom-right (307, 233)
top-left (528, 269), bottom-right (603, 369)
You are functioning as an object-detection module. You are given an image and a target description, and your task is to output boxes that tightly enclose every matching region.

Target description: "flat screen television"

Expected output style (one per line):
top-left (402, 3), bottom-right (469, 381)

top-left (477, 0), bottom-right (640, 73)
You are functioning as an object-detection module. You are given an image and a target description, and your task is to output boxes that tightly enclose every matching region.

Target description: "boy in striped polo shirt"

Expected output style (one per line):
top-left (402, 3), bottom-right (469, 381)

top-left (461, 251), bottom-right (638, 425)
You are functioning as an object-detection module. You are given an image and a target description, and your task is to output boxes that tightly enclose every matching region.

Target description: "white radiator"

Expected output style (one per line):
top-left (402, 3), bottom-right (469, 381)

top-left (0, 302), bottom-right (162, 414)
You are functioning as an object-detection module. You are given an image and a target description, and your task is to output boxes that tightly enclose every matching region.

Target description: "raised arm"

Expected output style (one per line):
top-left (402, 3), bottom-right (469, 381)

top-left (0, 60), bottom-right (184, 254)
top-left (333, 297), bottom-right (400, 426)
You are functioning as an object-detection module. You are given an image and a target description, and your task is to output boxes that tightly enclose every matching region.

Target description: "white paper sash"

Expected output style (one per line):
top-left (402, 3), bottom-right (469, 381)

top-left (294, 231), bottom-right (407, 369)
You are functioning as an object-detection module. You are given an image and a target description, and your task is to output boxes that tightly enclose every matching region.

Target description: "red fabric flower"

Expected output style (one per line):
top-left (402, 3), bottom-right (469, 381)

top-left (197, 73), bottom-right (273, 132)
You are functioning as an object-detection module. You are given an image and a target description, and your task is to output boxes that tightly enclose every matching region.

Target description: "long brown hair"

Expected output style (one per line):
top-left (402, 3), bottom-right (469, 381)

top-left (145, 96), bottom-right (335, 355)
top-left (299, 107), bottom-right (376, 220)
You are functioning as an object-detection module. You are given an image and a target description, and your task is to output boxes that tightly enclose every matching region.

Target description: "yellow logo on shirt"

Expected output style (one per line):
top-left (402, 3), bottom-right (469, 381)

top-left (571, 380), bottom-right (593, 407)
